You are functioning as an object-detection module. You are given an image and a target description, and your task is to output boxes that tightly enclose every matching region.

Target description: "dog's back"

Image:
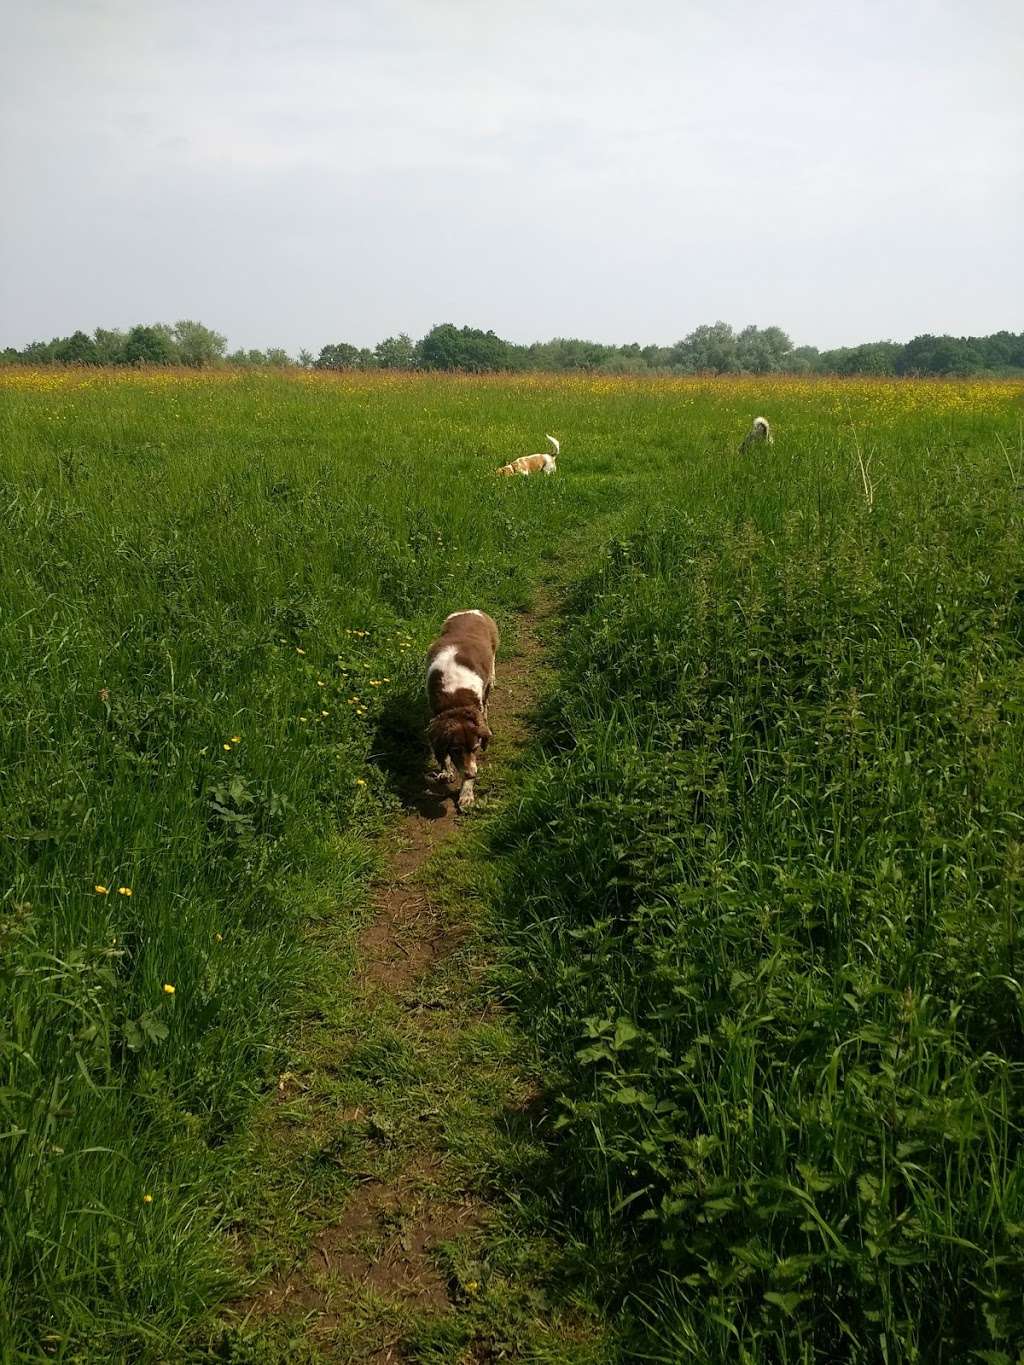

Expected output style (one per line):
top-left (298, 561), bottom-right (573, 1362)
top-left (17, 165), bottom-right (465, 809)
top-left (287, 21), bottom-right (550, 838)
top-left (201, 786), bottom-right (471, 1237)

top-left (426, 610), bottom-right (499, 711)
top-left (496, 434), bottom-right (559, 477)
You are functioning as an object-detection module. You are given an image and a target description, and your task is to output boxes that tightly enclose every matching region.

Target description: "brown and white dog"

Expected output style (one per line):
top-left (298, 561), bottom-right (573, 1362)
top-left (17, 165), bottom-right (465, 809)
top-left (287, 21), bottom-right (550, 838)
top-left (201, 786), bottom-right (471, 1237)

top-left (496, 434), bottom-right (559, 477)
top-left (739, 416), bottom-right (773, 453)
top-left (426, 609), bottom-right (499, 809)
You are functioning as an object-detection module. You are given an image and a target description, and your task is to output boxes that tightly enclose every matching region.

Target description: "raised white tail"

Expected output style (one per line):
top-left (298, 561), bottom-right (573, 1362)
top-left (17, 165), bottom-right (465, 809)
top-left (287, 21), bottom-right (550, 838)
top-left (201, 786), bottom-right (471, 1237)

top-left (545, 434), bottom-right (560, 456)
top-left (739, 416), bottom-right (773, 452)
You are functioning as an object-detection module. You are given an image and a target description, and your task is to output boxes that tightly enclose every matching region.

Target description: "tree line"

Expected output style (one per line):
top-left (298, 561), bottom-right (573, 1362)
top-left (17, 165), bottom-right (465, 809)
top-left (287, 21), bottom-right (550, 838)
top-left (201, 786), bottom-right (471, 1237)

top-left (4, 318), bottom-right (1023, 377)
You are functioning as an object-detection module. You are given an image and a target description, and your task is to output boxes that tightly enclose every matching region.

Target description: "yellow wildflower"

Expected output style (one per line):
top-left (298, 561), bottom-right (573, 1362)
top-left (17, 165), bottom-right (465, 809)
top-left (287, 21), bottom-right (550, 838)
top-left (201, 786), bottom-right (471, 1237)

top-left (142, 1193), bottom-right (153, 1204)
top-left (230, 735), bottom-right (241, 743)
top-left (295, 647), bottom-right (306, 655)
top-left (223, 743), bottom-right (232, 751)
top-left (215, 933), bottom-right (223, 942)
top-left (466, 1279), bottom-right (479, 1295)
top-left (94, 884), bottom-right (109, 895)
top-left (118, 887), bottom-right (132, 897)
top-left (355, 778), bottom-right (366, 786)
top-left (163, 983), bottom-right (175, 995)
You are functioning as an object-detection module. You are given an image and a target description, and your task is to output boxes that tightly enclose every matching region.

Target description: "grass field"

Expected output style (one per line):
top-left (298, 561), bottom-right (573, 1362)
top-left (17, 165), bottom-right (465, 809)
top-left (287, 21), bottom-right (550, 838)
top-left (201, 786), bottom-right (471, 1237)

top-left (1, 367), bottom-right (1023, 1361)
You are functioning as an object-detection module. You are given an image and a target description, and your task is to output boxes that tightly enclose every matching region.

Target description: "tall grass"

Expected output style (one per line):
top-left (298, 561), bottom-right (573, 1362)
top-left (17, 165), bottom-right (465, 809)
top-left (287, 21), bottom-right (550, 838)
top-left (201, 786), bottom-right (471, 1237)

top-left (491, 392), bottom-right (1024, 1360)
top-left (0, 369), bottom-right (612, 1357)
top-left (1, 368), bottom-right (1020, 1358)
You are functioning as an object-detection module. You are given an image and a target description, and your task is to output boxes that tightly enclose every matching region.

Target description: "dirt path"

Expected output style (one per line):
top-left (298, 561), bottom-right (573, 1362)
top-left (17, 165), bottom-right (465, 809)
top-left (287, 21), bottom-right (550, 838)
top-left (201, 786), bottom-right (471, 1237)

top-left (359, 603), bottom-right (548, 998)
top-left (229, 600), bottom-right (555, 1362)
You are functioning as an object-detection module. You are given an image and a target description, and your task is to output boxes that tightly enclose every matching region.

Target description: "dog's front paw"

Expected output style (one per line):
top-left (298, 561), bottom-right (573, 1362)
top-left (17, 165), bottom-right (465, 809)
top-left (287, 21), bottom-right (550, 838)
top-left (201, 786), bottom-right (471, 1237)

top-left (456, 783), bottom-right (475, 810)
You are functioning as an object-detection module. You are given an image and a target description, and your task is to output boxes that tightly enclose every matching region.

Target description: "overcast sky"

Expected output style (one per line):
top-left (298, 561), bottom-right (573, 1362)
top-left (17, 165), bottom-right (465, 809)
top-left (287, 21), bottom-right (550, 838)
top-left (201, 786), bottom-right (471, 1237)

top-left (2, 0), bottom-right (1022, 354)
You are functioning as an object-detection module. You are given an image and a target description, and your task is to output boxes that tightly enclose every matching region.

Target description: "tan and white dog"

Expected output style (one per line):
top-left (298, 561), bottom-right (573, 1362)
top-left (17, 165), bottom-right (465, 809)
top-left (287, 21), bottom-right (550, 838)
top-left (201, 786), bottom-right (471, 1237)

top-left (739, 416), bottom-right (773, 453)
top-left (496, 434), bottom-right (560, 477)
top-left (426, 609), bottom-right (499, 809)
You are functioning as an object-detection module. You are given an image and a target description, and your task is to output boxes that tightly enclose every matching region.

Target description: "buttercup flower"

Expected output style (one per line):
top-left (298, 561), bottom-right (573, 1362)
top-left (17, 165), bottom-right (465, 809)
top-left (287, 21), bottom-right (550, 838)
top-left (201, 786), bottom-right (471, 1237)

top-left (142, 1193), bottom-right (153, 1204)
top-left (118, 887), bottom-right (132, 897)
top-left (95, 884), bottom-right (109, 895)
top-left (163, 983), bottom-right (175, 995)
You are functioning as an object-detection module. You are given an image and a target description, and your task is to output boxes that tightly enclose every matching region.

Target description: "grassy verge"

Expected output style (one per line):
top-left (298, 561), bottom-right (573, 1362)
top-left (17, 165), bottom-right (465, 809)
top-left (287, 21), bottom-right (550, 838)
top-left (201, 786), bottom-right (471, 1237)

top-left (486, 406), bottom-right (1024, 1359)
top-left (0, 369), bottom-right (601, 1357)
top-left (214, 836), bottom-right (618, 1364)
top-left (2, 368), bottom-right (1021, 1357)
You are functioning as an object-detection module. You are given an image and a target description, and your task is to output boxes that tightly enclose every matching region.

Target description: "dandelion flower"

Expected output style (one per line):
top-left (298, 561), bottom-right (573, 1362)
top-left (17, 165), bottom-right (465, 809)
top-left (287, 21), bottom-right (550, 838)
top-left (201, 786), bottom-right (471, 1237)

top-left (466, 1279), bottom-right (479, 1294)
top-left (163, 983), bottom-right (175, 994)
top-left (230, 735), bottom-right (241, 744)
top-left (118, 887), bottom-right (132, 897)
top-left (94, 884), bottom-right (109, 895)
top-left (142, 1193), bottom-right (153, 1204)
top-left (223, 743), bottom-right (232, 751)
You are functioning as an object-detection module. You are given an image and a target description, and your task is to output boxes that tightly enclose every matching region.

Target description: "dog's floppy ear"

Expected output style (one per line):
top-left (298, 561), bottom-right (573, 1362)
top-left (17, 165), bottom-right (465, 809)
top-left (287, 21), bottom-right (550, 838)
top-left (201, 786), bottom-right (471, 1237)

top-left (427, 714), bottom-right (451, 763)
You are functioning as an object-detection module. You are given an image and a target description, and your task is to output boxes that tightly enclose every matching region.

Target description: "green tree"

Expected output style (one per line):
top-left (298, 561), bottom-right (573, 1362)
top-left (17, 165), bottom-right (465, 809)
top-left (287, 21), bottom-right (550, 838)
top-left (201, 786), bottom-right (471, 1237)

top-left (124, 324), bottom-right (175, 365)
top-left (93, 328), bottom-right (128, 364)
top-left (54, 330), bottom-right (99, 364)
top-left (734, 324), bottom-right (794, 373)
top-left (314, 342), bottom-right (362, 369)
top-left (374, 333), bottom-right (417, 369)
top-left (832, 342), bottom-right (900, 376)
top-left (172, 319), bottom-right (227, 367)
top-left (418, 324), bottom-right (513, 372)
top-left (21, 339), bottom-right (59, 364)
top-left (670, 322), bottom-right (740, 374)
top-left (790, 345), bottom-right (821, 373)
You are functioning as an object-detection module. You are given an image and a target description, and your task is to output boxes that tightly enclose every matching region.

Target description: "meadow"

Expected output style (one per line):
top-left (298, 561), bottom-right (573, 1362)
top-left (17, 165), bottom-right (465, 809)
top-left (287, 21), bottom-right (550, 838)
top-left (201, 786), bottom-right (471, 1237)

top-left (1, 367), bottom-right (1022, 1361)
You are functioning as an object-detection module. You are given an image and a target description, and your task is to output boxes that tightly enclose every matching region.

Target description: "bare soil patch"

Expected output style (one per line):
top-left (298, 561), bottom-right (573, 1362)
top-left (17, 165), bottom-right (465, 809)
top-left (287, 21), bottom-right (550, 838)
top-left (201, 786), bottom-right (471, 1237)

top-left (231, 600), bottom-right (552, 1358)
